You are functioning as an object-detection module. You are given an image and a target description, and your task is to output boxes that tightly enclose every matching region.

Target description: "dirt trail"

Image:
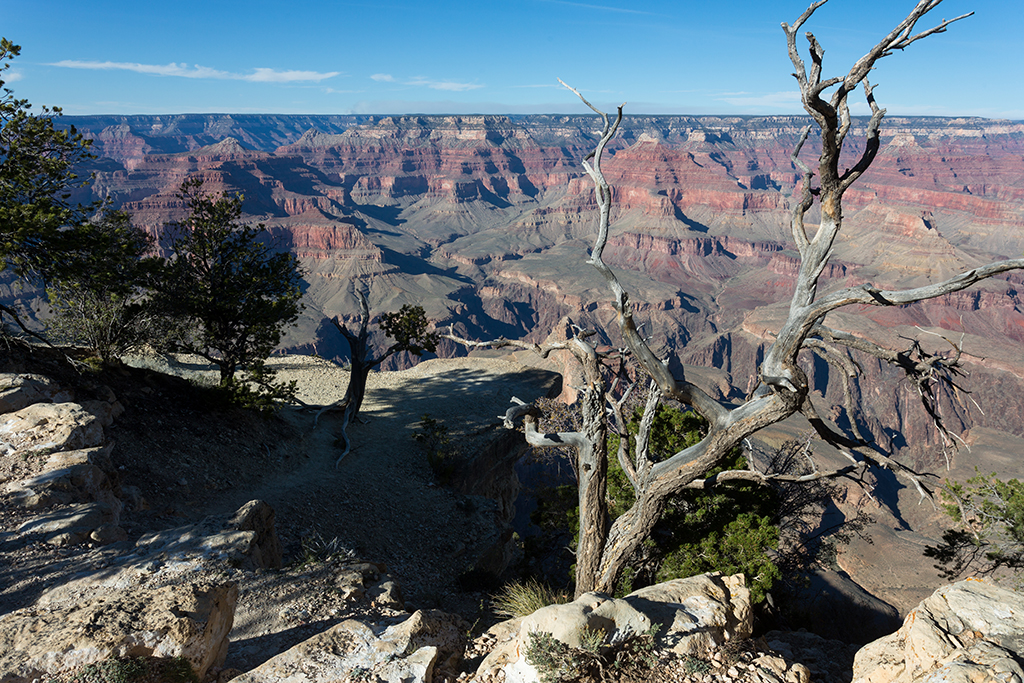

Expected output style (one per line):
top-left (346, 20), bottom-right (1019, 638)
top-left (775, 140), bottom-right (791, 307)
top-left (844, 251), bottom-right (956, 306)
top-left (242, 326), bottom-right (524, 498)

top-left (202, 355), bottom-right (559, 605)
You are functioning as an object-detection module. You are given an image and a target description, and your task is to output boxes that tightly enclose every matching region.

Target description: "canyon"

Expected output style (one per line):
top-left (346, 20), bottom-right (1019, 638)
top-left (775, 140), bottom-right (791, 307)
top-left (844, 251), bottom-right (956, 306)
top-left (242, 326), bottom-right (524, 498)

top-left (56, 112), bottom-right (1024, 612)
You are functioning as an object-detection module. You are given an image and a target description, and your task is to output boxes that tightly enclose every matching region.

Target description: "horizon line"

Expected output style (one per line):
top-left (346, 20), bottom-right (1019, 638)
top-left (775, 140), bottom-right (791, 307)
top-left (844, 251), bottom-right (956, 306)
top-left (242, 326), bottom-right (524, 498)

top-left (56, 112), bottom-right (1023, 123)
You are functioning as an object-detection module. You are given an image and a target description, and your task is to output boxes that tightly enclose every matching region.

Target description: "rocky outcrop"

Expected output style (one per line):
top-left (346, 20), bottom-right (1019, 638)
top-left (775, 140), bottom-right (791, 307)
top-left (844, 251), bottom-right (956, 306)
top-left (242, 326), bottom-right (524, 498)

top-left (0, 579), bottom-right (237, 683)
top-left (1, 377), bottom-right (127, 547)
top-left (852, 578), bottom-right (1024, 683)
top-left (479, 572), bottom-right (753, 682)
top-left (0, 402), bottom-right (106, 457)
top-left (766, 630), bottom-right (860, 683)
top-left (0, 373), bottom-right (73, 413)
top-left (16, 500), bottom-right (123, 547)
top-left (232, 608), bottom-right (465, 683)
top-left (134, 499), bottom-right (283, 571)
top-left (5, 446), bottom-right (118, 510)
top-left (623, 573), bottom-right (753, 654)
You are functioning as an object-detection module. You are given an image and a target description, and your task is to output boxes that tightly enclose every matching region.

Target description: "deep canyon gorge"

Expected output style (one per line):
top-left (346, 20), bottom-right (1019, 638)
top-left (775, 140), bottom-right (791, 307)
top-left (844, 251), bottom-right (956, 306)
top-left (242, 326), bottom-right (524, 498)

top-left (38, 111), bottom-right (1024, 614)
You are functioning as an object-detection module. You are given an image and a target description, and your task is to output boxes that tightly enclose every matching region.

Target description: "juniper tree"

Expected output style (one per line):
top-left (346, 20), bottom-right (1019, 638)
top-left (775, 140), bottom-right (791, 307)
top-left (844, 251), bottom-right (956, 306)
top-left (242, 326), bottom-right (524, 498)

top-left (156, 178), bottom-right (304, 386)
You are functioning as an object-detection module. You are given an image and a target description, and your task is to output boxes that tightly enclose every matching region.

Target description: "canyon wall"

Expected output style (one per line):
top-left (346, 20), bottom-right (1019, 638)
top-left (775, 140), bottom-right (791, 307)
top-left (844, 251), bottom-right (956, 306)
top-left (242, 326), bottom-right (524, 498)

top-left (55, 111), bottom-right (1024, 611)
top-left (62, 113), bottom-right (1024, 430)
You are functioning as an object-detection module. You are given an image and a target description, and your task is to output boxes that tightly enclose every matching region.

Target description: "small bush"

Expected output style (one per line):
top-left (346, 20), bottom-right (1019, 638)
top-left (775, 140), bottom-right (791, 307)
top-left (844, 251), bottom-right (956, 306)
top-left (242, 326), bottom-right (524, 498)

top-left (610, 625), bottom-right (662, 677)
top-left (52, 656), bottom-right (198, 683)
top-left (412, 414), bottom-right (459, 482)
top-left (492, 578), bottom-right (570, 619)
top-left (294, 531), bottom-right (355, 568)
top-left (526, 625), bottom-right (662, 683)
top-left (220, 362), bottom-right (299, 414)
top-left (525, 631), bottom-right (601, 683)
top-left (577, 625), bottom-right (607, 653)
top-left (679, 653), bottom-right (711, 675)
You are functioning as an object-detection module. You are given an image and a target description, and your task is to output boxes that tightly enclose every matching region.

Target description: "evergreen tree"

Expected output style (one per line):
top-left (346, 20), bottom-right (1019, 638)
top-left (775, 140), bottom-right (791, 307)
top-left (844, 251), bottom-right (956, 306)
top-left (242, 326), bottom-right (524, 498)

top-left (157, 178), bottom-right (304, 386)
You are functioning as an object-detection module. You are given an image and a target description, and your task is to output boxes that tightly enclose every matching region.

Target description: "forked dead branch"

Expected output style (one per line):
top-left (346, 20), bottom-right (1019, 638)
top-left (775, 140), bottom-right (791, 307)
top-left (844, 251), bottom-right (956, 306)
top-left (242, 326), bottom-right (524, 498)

top-left (449, 0), bottom-right (1024, 596)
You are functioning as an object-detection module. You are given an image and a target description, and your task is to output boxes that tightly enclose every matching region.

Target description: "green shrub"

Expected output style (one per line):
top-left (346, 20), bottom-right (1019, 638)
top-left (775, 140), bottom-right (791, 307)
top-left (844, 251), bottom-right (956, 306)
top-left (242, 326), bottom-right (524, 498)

top-left (926, 472), bottom-right (1024, 584)
top-left (293, 531), bottom-right (355, 568)
top-left (525, 625), bottom-right (661, 683)
top-left (53, 656), bottom-right (198, 683)
top-left (602, 404), bottom-right (784, 601)
top-left (412, 414), bottom-right (459, 482)
top-left (525, 631), bottom-right (601, 683)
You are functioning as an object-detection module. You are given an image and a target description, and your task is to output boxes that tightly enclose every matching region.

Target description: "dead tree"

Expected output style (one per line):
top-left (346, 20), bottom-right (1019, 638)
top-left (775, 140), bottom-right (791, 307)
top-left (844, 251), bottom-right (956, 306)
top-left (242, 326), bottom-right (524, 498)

top-left (445, 322), bottom-right (621, 591)
top-left (325, 286), bottom-right (438, 465)
top-left (459, 0), bottom-right (1024, 596)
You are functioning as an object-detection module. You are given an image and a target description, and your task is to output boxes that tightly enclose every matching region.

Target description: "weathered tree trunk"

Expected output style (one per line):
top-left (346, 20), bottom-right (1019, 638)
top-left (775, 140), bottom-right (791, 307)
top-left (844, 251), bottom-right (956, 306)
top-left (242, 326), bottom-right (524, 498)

top-left (571, 340), bottom-right (610, 596)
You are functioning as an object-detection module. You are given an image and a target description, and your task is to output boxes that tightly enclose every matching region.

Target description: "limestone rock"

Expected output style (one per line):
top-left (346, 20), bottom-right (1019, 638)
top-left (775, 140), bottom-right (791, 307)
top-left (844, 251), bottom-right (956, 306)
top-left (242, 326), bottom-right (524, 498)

top-left (750, 653), bottom-right (812, 683)
top-left (852, 578), bottom-right (1024, 683)
top-left (367, 578), bottom-right (405, 609)
top-left (5, 446), bottom-right (118, 510)
top-left (0, 579), bottom-right (237, 683)
top-left (232, 609), bottom-right (465, 683)
top-left (0, 373), bottom-right (73, 414)
top-left (16, 500), bottom-right (122, 546)
top-left (766, 630), bottom-right (860, 683)
top-left (80, 398), bottom-right (125, 427)
top-left (0, 402), bottom-right (104, 457)
top-left (623, 572), bottom-right (753, 655)
top-left (522, 592), bottom-right (652, 649)
top-left (227, 499), bottom-right (283, 569)
top-left (479, 573), bottom-right (752, 683)
top-left (134, 499), bottom-right (282, 570)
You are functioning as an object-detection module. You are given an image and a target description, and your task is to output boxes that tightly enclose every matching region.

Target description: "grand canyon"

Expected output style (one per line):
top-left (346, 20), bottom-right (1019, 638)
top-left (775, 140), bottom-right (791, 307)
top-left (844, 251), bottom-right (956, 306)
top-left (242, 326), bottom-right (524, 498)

top-left (48, 111), bottom-right (1024, 612)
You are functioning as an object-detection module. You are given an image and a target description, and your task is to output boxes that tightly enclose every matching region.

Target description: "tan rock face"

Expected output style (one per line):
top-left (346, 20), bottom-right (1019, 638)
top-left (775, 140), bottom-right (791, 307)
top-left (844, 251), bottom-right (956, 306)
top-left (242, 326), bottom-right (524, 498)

top-left (0, 402), bottom-right (104, 457)
top-left (0, 580), bottom-right (237, 683)
top-left (852, 578), bottom-right (1024, 683)
top-left (479, 572), bottom-right (752, 683)
top-left (0, 373), bottom-right (74, 414)
top-left (231, 609), bottom-right (465, 683)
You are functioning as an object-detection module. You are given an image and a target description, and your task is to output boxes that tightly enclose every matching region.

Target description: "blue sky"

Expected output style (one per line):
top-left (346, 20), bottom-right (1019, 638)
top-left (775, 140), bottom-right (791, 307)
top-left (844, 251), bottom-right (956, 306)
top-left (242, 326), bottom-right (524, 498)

top-left (2, 0), bottom-right (1021, 118)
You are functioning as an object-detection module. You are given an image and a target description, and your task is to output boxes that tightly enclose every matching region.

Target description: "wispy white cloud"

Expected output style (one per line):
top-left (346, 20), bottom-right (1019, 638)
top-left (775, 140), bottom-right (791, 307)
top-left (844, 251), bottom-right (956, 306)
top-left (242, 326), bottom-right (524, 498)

top-left (4, 70), bottom-right (23, 83)
top-left (50, 60), bottom-right (340, 83)
top-left (245, 68), bottom-right (339, 83)
top-left (372, 73), bottom-right (483, 91)
top-left (406, 77), bottom-right (482, 92)
top-left (714, 91), bottom-right (801, 109)
top-left (538, 0), bottom-right (660, 15)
